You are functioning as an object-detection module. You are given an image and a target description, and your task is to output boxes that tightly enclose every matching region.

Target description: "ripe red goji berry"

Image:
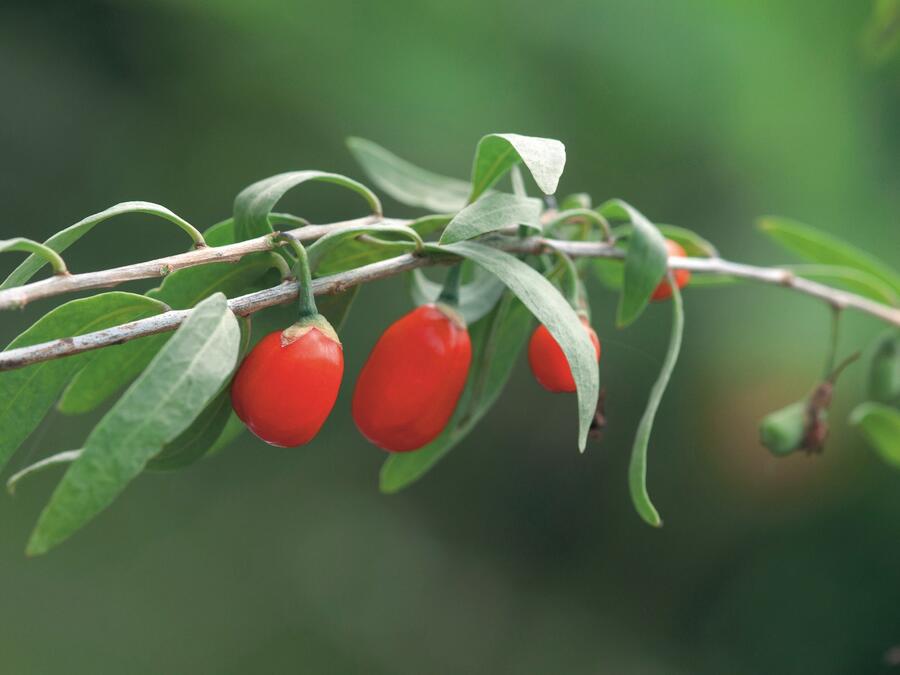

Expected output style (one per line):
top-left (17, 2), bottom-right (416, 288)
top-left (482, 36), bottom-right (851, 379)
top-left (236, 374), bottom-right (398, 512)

top-left (528, 316), bottom-right (601, 393)
top-left (650, 239), bottom-right (691, 301)
top-left (231, 318), bottom-right (343, 447)
top-left (352, 303), bottom-right (472, 452)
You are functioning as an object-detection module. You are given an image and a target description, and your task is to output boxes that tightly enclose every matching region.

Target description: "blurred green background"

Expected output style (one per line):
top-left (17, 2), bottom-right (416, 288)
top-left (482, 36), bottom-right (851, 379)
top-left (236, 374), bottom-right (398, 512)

top-left (1, 1), bottom-right (899, 673)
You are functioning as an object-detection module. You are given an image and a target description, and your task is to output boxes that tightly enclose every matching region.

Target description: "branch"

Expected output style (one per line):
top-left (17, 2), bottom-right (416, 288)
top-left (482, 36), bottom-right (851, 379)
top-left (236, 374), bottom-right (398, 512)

top-left (1, 225), bottom-right (898, 372)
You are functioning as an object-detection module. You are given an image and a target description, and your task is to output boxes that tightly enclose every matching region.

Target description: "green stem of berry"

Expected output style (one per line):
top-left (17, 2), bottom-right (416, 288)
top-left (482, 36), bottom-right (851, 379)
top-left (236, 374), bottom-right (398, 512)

top-left (273, 232), bottom-right (318, 320)
top-left (438, 263), bottom-right (463, 307)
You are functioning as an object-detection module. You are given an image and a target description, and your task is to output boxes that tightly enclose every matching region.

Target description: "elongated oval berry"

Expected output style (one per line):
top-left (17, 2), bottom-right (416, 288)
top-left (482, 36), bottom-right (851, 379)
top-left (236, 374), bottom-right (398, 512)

top-left (528, 316), bottom-right (601, 393)
top-left (352, 303), bottom-right (472, 452)
top-left (651, 239), bottom-right (691, 301)
top-left (231, 318), bottom-right (343, 447)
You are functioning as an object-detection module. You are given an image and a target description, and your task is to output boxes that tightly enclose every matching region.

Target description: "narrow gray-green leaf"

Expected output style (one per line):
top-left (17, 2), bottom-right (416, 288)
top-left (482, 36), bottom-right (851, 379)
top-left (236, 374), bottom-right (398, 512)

top-left (27, 293), bottom-right (240, 555)
top-left (440, 193), bottom-right (542, 244)
top-left (1, 202), bottom-right (203, 290)
top-left (600, 199), bottom-right (669, 327)
top-left (346, 137), bottom-right (471, 212)
top-left (782, 265), bottom-right (899, 306)
top-left (850, 401), bottom-right (900, 468)
top-left (629, 278), bottom-right (684, 527)
top-left (409, 268), bottom-right (506, 324)
top-left (381, 291), bottom-right (533, 492)
top-left (469, 133), bottom-right (566, 202)
top-left (233, 171), bottom-right (382, 241)
top-left (0, 292), bottom-right (169, 472)
top-left (307, 224), bottom-right (422, 270)
top-left (758, 217), bottom-right (900, 294)
top-left (441, 241), bottom-right (598, 449)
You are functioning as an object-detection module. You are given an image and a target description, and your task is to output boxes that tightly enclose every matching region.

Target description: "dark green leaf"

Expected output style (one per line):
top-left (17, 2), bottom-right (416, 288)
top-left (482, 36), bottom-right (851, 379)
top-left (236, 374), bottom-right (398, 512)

top-left (146, 388), bottom-right (235, 471)
top-left (233, 171), bottom-right (382, 241)
top-left (307, 224), bottom-right (421, 271)
top-left (850, 402), bottom-right (900, 467)
top-left (346, 137), bottom-right (470, 212)
top-left (409, 214), bottom-right (453, 238)
top-left (381, 291), bottom-right (533, 492)
top-left (469, 133), bottom-right (566, 202)
top-left (758, 217), bottom-right (900, 294)
top-left (57, 334), bottom-right (170, 416)
top-left (441, 241), bottom-right (599, 449)
top-left (599, 200), bottom-right (668, 327)
top-left (629, 278), bottom-right (684, 526)
top-left (26, 293), bottom-right (241, 555)
top-left (1, 202), bottom-right (203, 290)
top-left (439, 193), bottom-right (542, 244)
top-left (58, 253), bottom-right (281, 415)
top-left (409, 267), bottom-right (506, 324)
top-left (0, 292), bottom-right (169, 472)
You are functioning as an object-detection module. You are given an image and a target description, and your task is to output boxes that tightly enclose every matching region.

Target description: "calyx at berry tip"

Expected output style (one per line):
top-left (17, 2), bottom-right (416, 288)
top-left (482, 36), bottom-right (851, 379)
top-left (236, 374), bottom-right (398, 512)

top-left (280, 313), bottom-right (341, 347)
top-left (434, 302), bottom-right (467, 329)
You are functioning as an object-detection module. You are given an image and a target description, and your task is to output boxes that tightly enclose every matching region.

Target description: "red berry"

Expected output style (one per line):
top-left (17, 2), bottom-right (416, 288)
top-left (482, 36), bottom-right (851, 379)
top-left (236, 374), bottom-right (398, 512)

top-left (650, 239), bottom-right (691, 301)
top-left (528, 316), bottom-right (601, 393)
top-left (231, 322), bottom-right (343, 447)
top-left (352, 304), bottom-right (472, 452)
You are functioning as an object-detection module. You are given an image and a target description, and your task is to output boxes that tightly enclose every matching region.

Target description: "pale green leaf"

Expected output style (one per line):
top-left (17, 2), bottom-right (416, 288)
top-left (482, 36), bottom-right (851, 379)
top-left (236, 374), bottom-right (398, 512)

top-left (233, 171), bottom-right (382, 241)
top-left (469, 133), bottom-right (566, 202)
top-left (409, 267), bottom-right (506, 324)
top-left (1, 202), bottom-right (203, 290)
top-left (26, 293), bottom-right (241, 555)
top-left (346, 137), bottom-right (470, 212)
top-left (441, 241), bottom-right (599, 449)
top-left (440, 193), bottom-right (542, 244)
top-left (629, 278), bottom-right (684, 526)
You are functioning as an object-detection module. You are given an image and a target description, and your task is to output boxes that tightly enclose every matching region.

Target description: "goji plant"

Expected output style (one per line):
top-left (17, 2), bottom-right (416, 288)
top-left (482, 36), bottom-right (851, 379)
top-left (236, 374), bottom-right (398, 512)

top-left (0, 133), bottom-right (897, 555)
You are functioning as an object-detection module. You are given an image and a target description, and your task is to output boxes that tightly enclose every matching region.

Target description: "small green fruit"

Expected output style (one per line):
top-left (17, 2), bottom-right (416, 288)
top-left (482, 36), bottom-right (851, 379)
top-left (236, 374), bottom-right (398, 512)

top-left (760, 400), bottom-right (808, 456)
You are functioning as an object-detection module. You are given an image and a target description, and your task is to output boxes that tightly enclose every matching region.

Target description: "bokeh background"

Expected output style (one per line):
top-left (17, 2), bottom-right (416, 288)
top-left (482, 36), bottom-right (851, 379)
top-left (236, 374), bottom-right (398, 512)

top-left (1, 1), bottom-right (899, 673)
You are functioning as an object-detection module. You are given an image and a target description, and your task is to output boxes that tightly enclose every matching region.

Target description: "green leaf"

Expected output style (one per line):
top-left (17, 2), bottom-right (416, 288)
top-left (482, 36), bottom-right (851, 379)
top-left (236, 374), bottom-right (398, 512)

top-left (599, 200), bottom-right (669, 327)
top-left (409, 214), bottom-right (453, 238)
top-left (758, 217), bottom-right (900, 295)
top-left (0, 292), bottom-right (169, 472)
top-left (56, 334), bottom-right (170, 416)
top-left (1, 202), bottom-right (203, 290)
top-left (441, 241), bottom-right (599, 449)
top-left (26, 293), bottom-right (240, 555)
top-left (0, 238), bottom-right (68, 278)
top-left (409, 267), bottom-right (506, 324)
top-left (58, 253), bottom-right (281, 415)
top-left (862, 0), bottom-right (900, 64)
top-left (629, 278), bottom-right (684, 526)
top-left (233, 171), bottom-right (382, 242)
top-left (439, 193), bottom-right (542, 245)
top-left (381, 291), bottom-right (534, 492)
top-left (469, 133), bottom-right (566, 202)
top-left (850, 401), bottom-right (900, 468)
top-left (346, 137), bottom-right (471, 212)
top-left (782, 265), bottom-right (899, 306)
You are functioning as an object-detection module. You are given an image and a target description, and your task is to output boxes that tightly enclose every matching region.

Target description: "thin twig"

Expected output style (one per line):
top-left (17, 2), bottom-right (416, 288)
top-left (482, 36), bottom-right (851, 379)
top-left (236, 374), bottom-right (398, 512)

top-left (1, 223), bottom-right (898, 372)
